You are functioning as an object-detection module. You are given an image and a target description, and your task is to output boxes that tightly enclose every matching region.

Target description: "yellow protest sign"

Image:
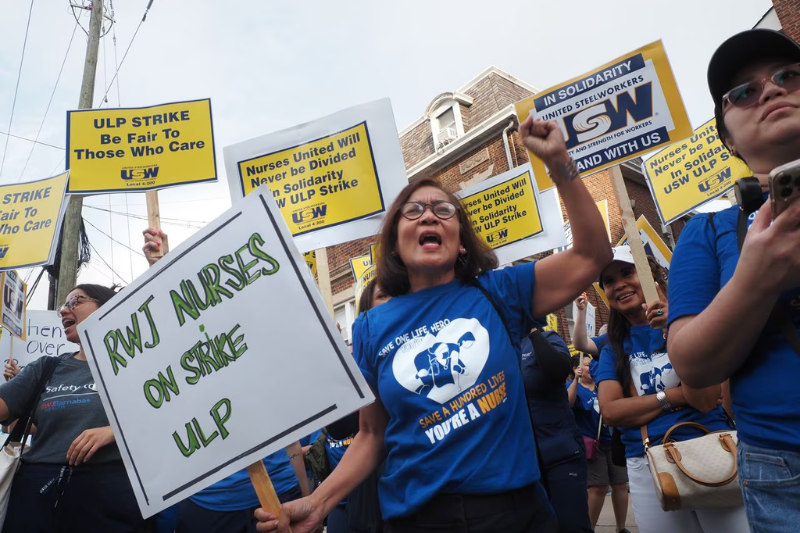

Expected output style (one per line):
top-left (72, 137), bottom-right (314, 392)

top-left (593, 282), bottom-right (610, 308)
top-left (1, 270), bottom-right (27, 340)
top-left (643, 118), bottom-right (751, 224)
top-left (66, 99), bottom-right (217, 193)
top-left (238, 123), bottom-right (382, 237)
top-left (369, 242), bottom-right (380, 265)
top-left (516, 40), bottom-right (692, 192)
top-left (303, 251), bottom-right (317, 277)
top-left (460, 169), bottom-right (543, 250)
top-left (545, 313), bottom-right (558, 332)
top-left (0, 172), bottom-right (68, 270)
top-left (617, 215), bottom-right (672, 269)
top-left (349, 253), bottom-right (372, 284)
top-left (596, 199), bottom-right (611, 242)
top-left (568, 344), bottom-right (582, 358)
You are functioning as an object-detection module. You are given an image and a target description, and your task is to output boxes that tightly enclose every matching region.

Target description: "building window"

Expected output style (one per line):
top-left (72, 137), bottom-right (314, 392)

top-left (334, 299), bottom-right (356, 345)
top-left (432, 105), bottom-right (463, 148)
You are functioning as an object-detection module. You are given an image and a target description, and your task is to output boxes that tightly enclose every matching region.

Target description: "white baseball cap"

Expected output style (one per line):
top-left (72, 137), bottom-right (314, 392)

top-left (598, 246), bottom-right (635, 288)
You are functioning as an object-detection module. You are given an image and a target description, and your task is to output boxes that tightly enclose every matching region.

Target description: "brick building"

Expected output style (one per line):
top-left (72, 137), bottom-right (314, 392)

top-left (327, 66), bottom-right (690, 345)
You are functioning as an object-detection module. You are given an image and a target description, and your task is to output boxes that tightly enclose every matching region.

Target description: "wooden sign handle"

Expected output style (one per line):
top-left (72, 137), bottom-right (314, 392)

top-left (315, 248), bottom-right (334, 317)
top-left (146, 191), bottom-right (167, 258)
top-left (610, 166), bottom-right (660, 307)
top-left (247, 460), bottom-right (283, 517)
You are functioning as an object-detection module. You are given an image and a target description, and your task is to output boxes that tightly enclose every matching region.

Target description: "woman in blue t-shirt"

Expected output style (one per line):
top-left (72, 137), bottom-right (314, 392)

top-left (595, 247), bottom-right (748, 533)
top-left (256, 118), bottom-right (613, 533)
top-left (667, 29), bottom-right (800, 532)
top-left (567, 354), bottom-right (629, 533)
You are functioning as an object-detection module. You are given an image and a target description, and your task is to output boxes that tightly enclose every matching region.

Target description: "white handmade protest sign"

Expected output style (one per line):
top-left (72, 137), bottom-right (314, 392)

top-left (77, 186), bottom-right (374, 517)
top-left (456, 164), bottom-right (566, 264)
top-left (224, 99), bottom-right (407, 253)
top-left (0, 310), bottom-right (79, 368)
top-left (1, 271), bottom-right (26, 339)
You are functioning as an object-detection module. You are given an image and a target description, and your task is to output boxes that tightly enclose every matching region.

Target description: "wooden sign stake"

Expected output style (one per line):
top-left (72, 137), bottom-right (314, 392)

top-left (610, 166), bottom-right (659, 306)
top-left (315, 247), bottom-right (334, 317)
top-left (247, 460), bottom-right (283, 517)
top-left (146, 191), bottom-right (168, 258)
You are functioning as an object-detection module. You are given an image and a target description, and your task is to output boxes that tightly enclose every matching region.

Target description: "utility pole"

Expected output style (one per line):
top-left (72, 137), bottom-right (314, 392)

top-left (53, 0), bottom-right (103, 308)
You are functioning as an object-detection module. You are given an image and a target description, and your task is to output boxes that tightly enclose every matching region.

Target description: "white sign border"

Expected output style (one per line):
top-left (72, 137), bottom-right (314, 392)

top-left (223, 98), bottom-right (407, 253)
top-left (79, 187), bottom-right (372, 515)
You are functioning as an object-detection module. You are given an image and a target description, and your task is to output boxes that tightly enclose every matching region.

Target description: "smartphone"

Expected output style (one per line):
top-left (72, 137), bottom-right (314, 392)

top-left (769, 158), bottom-right (800, 220)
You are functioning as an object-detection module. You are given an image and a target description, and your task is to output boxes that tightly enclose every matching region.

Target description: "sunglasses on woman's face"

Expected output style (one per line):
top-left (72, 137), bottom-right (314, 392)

top-left (722, 63), bottom-right (800, 112)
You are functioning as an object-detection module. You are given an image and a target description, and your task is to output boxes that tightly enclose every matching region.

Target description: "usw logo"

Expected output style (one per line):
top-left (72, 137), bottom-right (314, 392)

top-left (563, 83), bottom-right (653, 149)
top-left (121, 166), bottom-right (160, 180)
top-left (485, 228), bottom-right (508, 244)
top-left (292, 205), bottom-right (327, 224)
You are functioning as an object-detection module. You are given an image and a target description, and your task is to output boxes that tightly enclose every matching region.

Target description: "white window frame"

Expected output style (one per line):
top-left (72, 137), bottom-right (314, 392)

top-left (430, 102), bottom-right (465, 146)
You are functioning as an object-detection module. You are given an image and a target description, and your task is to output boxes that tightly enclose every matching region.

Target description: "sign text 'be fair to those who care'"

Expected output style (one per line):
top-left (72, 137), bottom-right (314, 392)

top-left (0, 171), bottom-right (69, 271)
top-left (66, 99), bottom-right (217, 193)
top-left (78, 186), bottom-right (373, 517)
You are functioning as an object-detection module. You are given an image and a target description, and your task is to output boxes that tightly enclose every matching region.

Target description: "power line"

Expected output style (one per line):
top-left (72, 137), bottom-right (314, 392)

top-left (84, 204), bottom-right (208, 226)
top-left (50, 154), bottom-right (66, 176)
top-left (87, 241), bottom-right (129, 284)
top-left (0, 0), bottom-right (37, 178)
top-left (98, 0), bottom-right (156, 107)
top-left (83, 217), bottom-right (146, 257)
top-left (18, 19), bottom-right (80, 182)
top-left (0, 131), bottom-right (63, 151)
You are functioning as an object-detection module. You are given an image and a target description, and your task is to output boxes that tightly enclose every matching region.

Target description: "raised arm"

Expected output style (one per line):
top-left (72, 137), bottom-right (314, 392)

top-left (519, 117), bottom-right (612, 317)
top-left (668, 202), bottom-right (800, 386)
top-left (572, 294), bottom-right (599, 355)
top-left (256, 400), bottom-right (388, 533)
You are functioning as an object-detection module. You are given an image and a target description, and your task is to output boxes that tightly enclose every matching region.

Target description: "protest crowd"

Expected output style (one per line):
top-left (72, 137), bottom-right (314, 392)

top-left (0, 15), bottom-right (799, 533)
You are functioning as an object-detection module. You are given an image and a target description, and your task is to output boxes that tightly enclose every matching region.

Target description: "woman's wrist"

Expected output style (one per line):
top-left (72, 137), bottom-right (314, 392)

top-left (549, 157), bottom-right (579, 187)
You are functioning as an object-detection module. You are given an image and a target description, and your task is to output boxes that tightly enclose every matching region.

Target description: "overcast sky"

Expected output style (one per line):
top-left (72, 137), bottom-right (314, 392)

top-left (0, 0), bottom-right (772, 309)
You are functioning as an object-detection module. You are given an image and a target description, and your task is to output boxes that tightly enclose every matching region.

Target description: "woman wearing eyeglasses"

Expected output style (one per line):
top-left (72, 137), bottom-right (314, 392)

top-left (668, 30), bottom-right (800, 532)
top-left (256, 119), bottom-right (612, 533)
top-left (0, 284), bottom-right (148, 532)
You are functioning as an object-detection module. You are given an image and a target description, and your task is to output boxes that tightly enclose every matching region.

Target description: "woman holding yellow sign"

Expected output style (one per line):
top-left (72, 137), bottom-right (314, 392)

top-left (256, 117), bottom-right (612, 533)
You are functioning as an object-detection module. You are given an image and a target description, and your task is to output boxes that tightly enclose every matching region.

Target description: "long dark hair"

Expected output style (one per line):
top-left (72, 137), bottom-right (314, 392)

top-left (376, 179), bottom-right (497, 297)
top-left (608, 257), bottom-right (668, 396)
top-left (71, 284), bottom-right (119, 308)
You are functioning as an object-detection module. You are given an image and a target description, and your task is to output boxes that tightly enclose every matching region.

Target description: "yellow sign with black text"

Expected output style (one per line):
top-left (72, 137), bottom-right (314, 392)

top-left (238, 123), bottom-right (383, 237)
top-left (303, 251), bottom-right (317, 277)
top-left (0, 172), bottom-right (69, 271)
top-left (516, 41), bottom-right (692, 193)
top-left (66, 99), bottom-right (216, 193)
top-left (461, 170), bottom-right (543, 249)
top-left (643, 118), bottom-right (751, 225)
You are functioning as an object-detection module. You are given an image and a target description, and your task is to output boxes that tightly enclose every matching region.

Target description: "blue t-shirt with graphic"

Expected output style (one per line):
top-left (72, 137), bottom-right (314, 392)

top-left (592, 333), bottom-right (609, 354)
top-left (353, 263), bottom-right (539, 520)
top-left (190, 448), bottom-right (299, 511)
top-left (668, 202), bottom-right (800, 451)
top-left (595, 325), bottom-right (731, 458)
top-left (326, 434), bottom-right (353, 506)
top-left (567, 381), bottom-right (611, 445)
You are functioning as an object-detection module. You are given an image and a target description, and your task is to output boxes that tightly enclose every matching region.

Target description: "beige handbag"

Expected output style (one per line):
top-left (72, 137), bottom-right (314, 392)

top-left (641, 421), bottom-right (744, 511)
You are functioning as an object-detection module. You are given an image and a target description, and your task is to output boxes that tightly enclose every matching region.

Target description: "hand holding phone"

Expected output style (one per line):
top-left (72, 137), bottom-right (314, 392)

top-left (769, 158), bottom-right (800, 220)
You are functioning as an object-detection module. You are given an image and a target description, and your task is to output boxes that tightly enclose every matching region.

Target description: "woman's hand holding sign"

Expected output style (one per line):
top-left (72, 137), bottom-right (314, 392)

top-left (142, 228), bottom-right (168, 266)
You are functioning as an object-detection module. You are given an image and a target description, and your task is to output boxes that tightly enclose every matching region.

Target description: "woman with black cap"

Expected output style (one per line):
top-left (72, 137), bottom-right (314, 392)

top-left (668, 29), bottom-right (800, 532)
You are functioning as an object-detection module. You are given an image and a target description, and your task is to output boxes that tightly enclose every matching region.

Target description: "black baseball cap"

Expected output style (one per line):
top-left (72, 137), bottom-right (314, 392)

top-left (708, 29), bottom-right (800, 106)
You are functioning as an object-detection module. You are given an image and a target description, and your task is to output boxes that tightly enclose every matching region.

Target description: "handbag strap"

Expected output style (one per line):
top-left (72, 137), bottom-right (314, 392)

top-left (662, 433), bottom-right (739, 487)
top-left (629, 380), bottom-right (651, 450)
top-left (596, 413), bottom-right (604, 441)
top-left (4, 356), bottom-right (61, 450)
